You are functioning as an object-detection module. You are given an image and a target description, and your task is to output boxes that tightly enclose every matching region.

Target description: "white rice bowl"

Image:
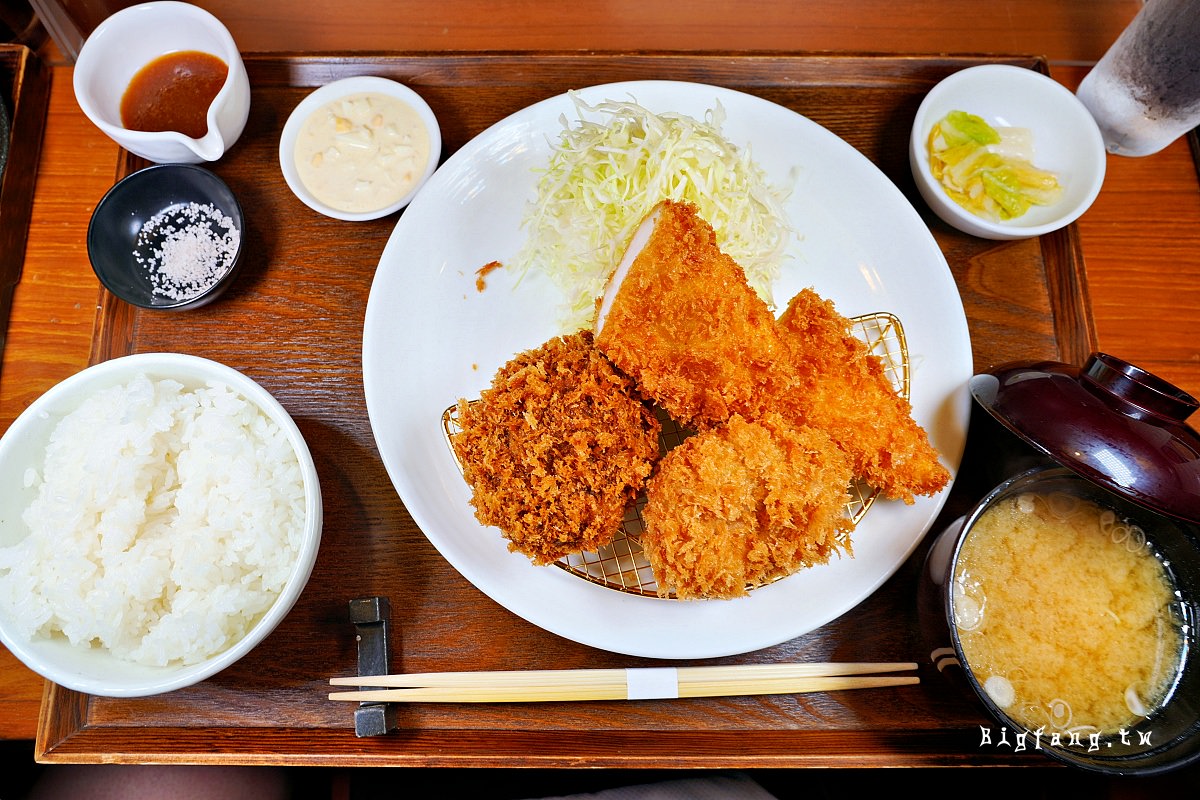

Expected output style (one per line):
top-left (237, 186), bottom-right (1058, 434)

top-left (0, 353), bottom-right (322, 697)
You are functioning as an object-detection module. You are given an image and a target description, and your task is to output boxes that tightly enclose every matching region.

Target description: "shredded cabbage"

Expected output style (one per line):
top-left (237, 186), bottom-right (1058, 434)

top-left (511, 92), bottom-right (793, 329)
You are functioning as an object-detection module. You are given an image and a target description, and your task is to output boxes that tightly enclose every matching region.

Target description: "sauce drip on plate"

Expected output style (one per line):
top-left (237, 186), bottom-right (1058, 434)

top-left (120, 50), bottom-right (228, 138)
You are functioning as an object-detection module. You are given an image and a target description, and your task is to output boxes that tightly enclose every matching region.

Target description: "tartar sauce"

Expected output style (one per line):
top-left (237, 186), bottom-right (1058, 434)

top-left (294, 91), bottom-right (431, 214)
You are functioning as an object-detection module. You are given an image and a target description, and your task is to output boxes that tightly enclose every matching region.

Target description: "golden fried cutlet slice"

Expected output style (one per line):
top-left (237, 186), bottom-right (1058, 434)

top-left (594, 200), bottom-right (793, 431)
top-left (774, 288), bottom-right (950, 505)
top-left (640, 413), bottom-right (854, 600)
top-left (451, 331), bottom-right (661, 565)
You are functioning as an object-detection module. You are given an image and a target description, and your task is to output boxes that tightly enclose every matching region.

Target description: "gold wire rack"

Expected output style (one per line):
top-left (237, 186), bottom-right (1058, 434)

top-left (442, 311), bottom-right (910, 598)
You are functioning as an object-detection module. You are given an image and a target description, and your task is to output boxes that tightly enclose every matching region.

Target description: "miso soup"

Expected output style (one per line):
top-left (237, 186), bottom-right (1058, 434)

top-left (953, 490), bottom-right (1183, 735)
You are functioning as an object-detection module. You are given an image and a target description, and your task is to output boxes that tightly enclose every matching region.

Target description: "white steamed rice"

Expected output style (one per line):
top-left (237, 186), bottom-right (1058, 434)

top-left (0, 373), bottom-right (305, 667)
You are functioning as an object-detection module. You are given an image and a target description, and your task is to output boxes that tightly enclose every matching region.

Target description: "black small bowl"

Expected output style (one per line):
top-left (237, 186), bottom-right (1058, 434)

top-left (87, 164), bottom-right (244, 310)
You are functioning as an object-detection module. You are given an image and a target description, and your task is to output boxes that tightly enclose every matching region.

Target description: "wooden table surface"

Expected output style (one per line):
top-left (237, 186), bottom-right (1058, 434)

top-left (3, 0), bottom-right (1199, 765)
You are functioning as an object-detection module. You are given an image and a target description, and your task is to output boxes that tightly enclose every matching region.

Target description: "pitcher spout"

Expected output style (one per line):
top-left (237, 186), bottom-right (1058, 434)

top-left (187, 130), bottom-right (227, 162)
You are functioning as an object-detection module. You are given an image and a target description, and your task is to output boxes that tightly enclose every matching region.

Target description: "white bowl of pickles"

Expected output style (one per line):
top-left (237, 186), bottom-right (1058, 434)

top-left (909, 64), bottom-right (1106, 240)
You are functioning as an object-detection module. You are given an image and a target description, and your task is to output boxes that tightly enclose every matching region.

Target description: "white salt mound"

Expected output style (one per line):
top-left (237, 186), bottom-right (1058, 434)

top-left (0, 374), bottom-right (305, 667)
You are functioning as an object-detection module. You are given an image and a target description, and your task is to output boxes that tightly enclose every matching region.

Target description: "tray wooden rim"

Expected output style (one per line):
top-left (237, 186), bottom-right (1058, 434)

top-left (0, 44), bottom-right (51, 356)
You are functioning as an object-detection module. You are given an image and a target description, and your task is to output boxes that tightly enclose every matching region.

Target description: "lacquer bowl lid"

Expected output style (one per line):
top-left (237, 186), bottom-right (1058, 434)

top-left (969, 352), bottom-right (1200, 525)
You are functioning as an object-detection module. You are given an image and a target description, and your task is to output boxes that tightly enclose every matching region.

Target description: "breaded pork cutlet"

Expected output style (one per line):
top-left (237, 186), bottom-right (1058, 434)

top-left (594, 200), bottom-right (793, 432)
top-left (773, 289), bottom-right (950, 504)
top-left (451, 331), bottom-right (661, 565)
top-left (593, 200), bottom-right (947, 505)
top-left (640, 413), bottom-right (855, 600)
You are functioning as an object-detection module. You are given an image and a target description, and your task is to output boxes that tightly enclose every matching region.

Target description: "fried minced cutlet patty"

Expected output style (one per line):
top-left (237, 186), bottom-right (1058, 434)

top-left (640, 413), bottom-right (855, 600)
top-left (594, 200), bottom-right (793, 431)
top-left (773, 289), bottom-right (950, 505)
top-left (451, 330), bottom-right (661, 566)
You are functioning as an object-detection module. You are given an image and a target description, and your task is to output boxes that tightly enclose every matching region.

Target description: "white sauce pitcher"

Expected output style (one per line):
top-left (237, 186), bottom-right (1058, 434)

top-left (73, 1), bottom-right (250, 164)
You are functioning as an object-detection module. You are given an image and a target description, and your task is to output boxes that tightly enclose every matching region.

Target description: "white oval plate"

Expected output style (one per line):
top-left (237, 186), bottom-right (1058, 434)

top-left (362, 80), bottom-right (973, 659)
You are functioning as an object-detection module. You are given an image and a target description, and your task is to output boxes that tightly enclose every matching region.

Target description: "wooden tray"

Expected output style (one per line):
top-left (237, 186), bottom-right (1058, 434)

top-left (0, 44), bottom-right (50, 367)
top-left (37, 52), bottom-right (1096, 768)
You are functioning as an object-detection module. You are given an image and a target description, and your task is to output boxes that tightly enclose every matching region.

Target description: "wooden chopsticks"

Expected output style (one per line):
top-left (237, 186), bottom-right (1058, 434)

top-left (328, 662), bottom-right (918, 704)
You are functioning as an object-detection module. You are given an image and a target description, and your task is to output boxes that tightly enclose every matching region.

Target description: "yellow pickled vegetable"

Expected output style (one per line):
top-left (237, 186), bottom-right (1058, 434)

top-left (928, 110), bottom-right (1062, 222)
